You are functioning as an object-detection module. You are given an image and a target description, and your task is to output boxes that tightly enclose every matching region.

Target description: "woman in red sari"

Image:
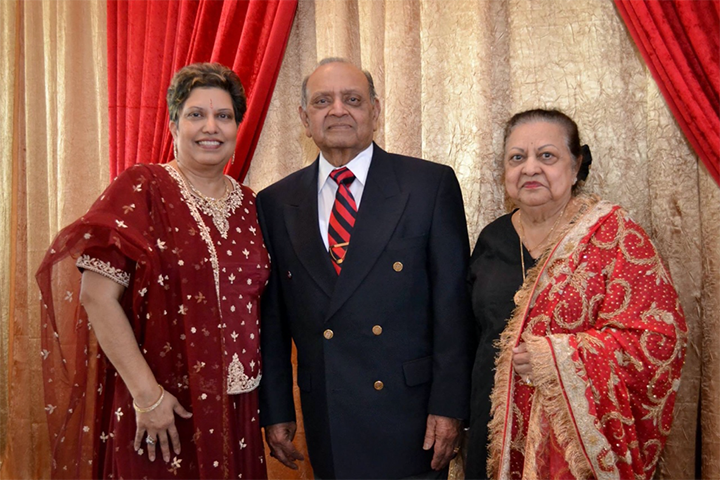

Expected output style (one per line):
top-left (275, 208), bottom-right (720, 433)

top-left (36, 63), bottom-right (269, 479)
top-left (465, 109), bottom-right (687, 479)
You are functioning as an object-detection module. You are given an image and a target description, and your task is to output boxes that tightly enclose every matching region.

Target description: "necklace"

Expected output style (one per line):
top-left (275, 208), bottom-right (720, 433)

top-left (517, 202), bottom-right (568, 283)
top-left (173, 163), bottom-right (242, 239)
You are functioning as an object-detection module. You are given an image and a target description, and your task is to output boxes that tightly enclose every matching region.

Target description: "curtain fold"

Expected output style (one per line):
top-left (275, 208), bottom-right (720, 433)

top-left (0, 0), bottom-right (18, 466)
top-left (0, 1), bottom-right (109, 478)
top-left (614, 0), bottom-right (720, 186)
top-left (107, 0), bottom-right (297, 181)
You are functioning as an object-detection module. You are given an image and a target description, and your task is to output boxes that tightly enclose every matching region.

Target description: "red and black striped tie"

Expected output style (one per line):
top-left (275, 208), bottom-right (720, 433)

top-left (328, 167), bottom-right (357, 274)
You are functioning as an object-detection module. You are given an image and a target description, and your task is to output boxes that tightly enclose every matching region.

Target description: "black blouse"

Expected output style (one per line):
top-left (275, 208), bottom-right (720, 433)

top-left (464, 211), bottom-right (536, 479)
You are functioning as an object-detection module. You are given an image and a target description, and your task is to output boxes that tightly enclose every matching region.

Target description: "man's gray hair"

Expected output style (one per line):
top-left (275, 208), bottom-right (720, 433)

top-left (300, 57), bottom-right (378, 109)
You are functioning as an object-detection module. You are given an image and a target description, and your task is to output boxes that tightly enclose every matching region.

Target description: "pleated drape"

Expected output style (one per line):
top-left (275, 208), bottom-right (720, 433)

top-left (107, 0), bottom-right (297, 181)
top-left (0, 0), bottom-right (18, 467)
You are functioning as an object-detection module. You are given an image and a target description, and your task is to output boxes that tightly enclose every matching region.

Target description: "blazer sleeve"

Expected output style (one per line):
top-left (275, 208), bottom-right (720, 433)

top-left (427, 166), bottom-right (474, 420)
top-left (257, 192), bottom-right (297, 427)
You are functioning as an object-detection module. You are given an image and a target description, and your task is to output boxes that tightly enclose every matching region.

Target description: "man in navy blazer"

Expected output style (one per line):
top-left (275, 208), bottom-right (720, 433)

top-left (257, 58), bottom-right (474, 479)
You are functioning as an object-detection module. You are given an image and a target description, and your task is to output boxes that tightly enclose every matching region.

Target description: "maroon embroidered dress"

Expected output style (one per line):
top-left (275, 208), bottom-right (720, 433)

top-left (37, 164), bottom-right (270, 479)
top-left (487, 196), bottom-right (687, 480)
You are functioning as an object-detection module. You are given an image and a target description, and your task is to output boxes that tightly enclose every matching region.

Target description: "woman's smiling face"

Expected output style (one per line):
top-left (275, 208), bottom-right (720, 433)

top-left (170, 87), bottom-right (238, 168)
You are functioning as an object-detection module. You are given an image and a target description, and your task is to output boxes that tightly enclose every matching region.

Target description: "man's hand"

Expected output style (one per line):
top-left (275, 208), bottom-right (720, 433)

top-left (264, 421), bottom-right (305, 470)
top-left (423, 414), bottom-right (462, 470)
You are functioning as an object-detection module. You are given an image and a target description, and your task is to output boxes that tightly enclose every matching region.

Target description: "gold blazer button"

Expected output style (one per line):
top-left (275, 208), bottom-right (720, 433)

top-left (374, 380), bottom-right (384, 391)
top-left (323, 329), bottom-right (334, 340)
top-left (372, 325), bottom-right (383, 336)
top-left (393, 261), bottom-right (403, 272)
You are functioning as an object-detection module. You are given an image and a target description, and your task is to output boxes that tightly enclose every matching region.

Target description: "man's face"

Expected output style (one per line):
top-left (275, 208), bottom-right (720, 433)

top-left (299, 62), bottom-right (380, 164)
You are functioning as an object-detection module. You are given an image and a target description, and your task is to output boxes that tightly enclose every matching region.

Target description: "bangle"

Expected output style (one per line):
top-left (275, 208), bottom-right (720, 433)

top-left (133, 385), bottom-right (165, 413)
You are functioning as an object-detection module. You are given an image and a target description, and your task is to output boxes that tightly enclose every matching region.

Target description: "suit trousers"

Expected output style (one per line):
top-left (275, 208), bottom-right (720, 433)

top-left (314, 467), bottom-right (449, 480)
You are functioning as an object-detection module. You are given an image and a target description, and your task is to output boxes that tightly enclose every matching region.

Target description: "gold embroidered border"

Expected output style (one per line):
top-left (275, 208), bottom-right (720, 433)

top-left (76, 254), bottom-right (130, 288)
top-left (163, 164), bottom-right (222, 311)
top-left (543, 334), bottom-right (618, 480)
top-left (227, 353), bottom-right (261, 394)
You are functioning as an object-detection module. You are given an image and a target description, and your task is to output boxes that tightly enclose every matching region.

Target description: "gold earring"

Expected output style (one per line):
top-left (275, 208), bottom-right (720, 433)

top-left (173, 142), bottom-right (178, 160)
top-left (231, 153), bottom-right (235, 165)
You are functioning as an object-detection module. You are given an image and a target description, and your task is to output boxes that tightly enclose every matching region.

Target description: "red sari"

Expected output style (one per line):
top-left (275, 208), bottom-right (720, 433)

top-left (487, 196), bottom-right (687, 480)
top-left (36, 164), bottom-right (270, 479)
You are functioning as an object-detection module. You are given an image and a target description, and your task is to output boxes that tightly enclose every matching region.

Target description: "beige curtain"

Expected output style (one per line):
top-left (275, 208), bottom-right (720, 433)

top-left (1, 0), bottom-right (717, 478)
top-left (0, 0), bottom-right (108, 478)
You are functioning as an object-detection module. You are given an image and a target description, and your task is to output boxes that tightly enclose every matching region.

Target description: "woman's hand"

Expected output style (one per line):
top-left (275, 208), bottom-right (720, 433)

top-left (512, 342), bottom-right (534, 386)
top-left (80, 271), bottom-right (194, 462)
top-left (133, 390), bottom-right (192, 462)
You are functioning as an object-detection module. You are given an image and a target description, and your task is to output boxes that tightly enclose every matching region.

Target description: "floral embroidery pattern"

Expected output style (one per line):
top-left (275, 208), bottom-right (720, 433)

top-left (76, 254), bottom-right (131, 287)
top-left (227, 353), bottom-right (261, 394)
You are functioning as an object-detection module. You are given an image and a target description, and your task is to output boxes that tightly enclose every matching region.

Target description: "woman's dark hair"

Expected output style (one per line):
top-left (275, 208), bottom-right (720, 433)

top-left (166, 63), bottom-right (246, 126)
top-left (503, 109), bottom-right (592, 191)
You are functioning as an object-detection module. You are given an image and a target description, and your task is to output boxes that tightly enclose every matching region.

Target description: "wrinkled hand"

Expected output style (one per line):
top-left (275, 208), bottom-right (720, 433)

top-left (512, 342), bottom-right (534, 384)
top-left (133, 390), bottom-right (192, 462)
top-left (423, 414), bottom-right (462, 470)
top-left (265, 421), bottom-right (304, 470)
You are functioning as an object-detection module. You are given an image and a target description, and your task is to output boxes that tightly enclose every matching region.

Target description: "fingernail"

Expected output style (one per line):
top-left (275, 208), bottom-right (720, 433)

top-left (423, 443), bottom-right (430, 450)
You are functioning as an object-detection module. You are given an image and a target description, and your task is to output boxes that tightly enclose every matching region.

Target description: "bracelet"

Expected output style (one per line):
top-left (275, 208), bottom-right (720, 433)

top-left (133, 385), bottom-right (165, 413)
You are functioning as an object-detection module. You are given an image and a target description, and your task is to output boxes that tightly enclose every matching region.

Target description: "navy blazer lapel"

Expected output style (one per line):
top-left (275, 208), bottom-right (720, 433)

top-left (284, 160), bottom-right (336, 298)
top-left (326, 146), bottom-right (408, 320)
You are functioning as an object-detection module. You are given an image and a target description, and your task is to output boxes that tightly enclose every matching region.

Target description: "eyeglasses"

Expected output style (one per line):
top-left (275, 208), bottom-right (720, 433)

top-left (329, 241), bottom-right (349, 264)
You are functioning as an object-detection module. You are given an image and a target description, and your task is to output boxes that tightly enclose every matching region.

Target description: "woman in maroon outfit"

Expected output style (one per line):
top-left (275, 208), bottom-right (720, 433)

top-left (37, 63), bottom-right (269, 479)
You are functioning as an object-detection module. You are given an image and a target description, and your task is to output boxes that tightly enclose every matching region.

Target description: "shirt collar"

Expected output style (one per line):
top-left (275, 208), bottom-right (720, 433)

top-left (317, 143), bottom-right (374, 192)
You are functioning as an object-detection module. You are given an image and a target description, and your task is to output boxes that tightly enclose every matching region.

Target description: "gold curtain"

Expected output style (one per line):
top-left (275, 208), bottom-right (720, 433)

top-left (0, 0), bottom-right (108, 478)
top-left (1, 0), bottom-right (718, 479)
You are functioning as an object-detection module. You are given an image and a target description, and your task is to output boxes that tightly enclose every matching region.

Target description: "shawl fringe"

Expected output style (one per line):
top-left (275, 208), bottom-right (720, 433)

top-left (524, 334), bottom-right (595, 479)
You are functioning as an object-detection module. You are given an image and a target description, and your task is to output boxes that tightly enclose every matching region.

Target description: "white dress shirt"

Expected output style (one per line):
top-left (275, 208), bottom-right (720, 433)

top-left (317, 143), bottom-right (373, 251)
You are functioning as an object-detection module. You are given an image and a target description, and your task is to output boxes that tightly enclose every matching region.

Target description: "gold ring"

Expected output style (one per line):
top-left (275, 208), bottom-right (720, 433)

top-left (524, 376), bottom-right (534, 387)
top-left (146, 436), bottom-right (155, 445)
top-left (453, 446), bottom-right (460, 454)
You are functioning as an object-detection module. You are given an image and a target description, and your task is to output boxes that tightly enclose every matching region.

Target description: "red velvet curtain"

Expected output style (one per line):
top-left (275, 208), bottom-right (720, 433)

top-left (615, 0), bottom-right (719, 186)
top-left (107, 0), bottom-right (297, 181)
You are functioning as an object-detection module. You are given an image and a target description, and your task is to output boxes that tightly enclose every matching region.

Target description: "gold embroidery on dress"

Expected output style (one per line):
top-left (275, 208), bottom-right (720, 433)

top-left (76, 254), bottom-right (130, 288)
top-left (227, 353), bottom-right (261, 394)
top-left (186, 179), bottom-right (243, 239)
top-left (510, 402), bottom-right (527, 452)
top-left (163, 165), bottom-right (222, 309)
top-left (597, 278), bottom-right (632, 319)
top-left (169, 166), bottom-right (243, 239)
